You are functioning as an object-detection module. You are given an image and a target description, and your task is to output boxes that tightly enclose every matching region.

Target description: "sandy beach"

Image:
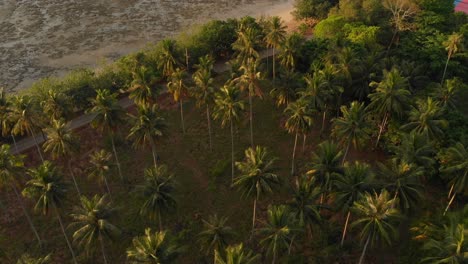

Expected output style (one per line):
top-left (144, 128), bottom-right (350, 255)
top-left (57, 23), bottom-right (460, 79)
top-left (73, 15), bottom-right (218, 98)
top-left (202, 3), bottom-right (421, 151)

top-left (0, 0), bottom-right (295, 92)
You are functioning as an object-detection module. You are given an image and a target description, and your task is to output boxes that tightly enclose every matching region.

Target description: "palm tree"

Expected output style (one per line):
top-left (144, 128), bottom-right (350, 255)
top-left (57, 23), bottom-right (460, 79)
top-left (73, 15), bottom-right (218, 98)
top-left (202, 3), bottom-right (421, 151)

top-left (213, 82), bottom-right (245, 182)
top-left (301, 72), bottom-right (330, 133)
top-left (441, 33), bottom-right (463, 83)
top-left (270, 70), bottom-right (300, 107)
top-left (88, 89), bottom-right (125, 182)
top-left (195, 54), bottom-right (214, 74)
top-left (264, 16), bottom-right (287, 81)
top-left (22, 161), bottom-right (78, 264)
top-left (332, 101), bottom-right (370, 164)
top-left (128, 105), bottom-right (166, 167)
top-left (0, 88), bottom-right (13, 141)
top-left (10, 95), bottom-right (45, 161)
top-left (351, 190), bottom-right (401, 264)
top-left (138, 165), bottom-right (177, 231)
top-left (288, 175), bottom-right (322, 233)
top-left (334, 161), bottom-right (374, 246)
top-left (88, 149), bottom-right (113, 197)
top-left (232, 27), bottom-right (260, 67)
top-left (127, 228), bottom-right (183, 264)
top-left (128, 65), bottom-right (159, 107)
top-left (401, 97), bottom-right (448, 139)
top-left (167, 68), bottom-right (188, 134)
top-left (17, 254), bottom-right (51, 264)
top-left (235, 58), bottom-right (263, 147)
top-left (198, 215), bottom-right (235, 262)
top-left (367, 68), bottom-right (411, 146)
top-left (0, 145), bottom-right (41, 245)
top-left (70, 194), bottom-right (120, 264)
top-left (41, 90), bottom-right (73, 121)
top-left (259, 205), bottom-right (299, 263)
top-left (192, 65), bottom-right (215, 150)
top-left (390, 132), bottom-right (436, 173)
top-left (157, 39), bottom-right (179, 79)
top-left (214, 244), bottom-right (260, 264)
top-left (284, 99), bottom-right (314, 176)
top-left (432, 78), bottom-right (463, 110)
top-left (234, 146), bottom-right (280, 232)
top-left (43, 119), bottom-right (81, 195)
top-left (278, 33), bottom-right (304, 73)
top-left (439, 143), bottom-right (468, 215)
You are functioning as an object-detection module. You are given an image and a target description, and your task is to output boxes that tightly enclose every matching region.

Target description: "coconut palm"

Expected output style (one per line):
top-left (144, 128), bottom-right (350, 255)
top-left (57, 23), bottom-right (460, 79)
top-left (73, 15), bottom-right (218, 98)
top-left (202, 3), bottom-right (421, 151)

top-left (192, 65), bottom-right (215, 150)
top-left (401, 97), bottom-right (448, 140)
top-left (0, 145), bottom-right (41, 245)
top-left (278, 33), bottom-right (304, 73)
top-left (127, 228), bottom-right (183, 264)
top-left (270, 70), bottom-right (300, 107)
top-left (88, 89), bottom-right (125, 182)
top-left (0, 88), bottom-right (13, 138)
top-left (334, 161), bottom-right (374, 246)
top-left (390, 132), bottom-right (436, 173)
top-left (432, 78), bottom-right (463, 110)
top-left (43, 119), bottom-right (81, 196)
top-left (300, 72), bottom-right (329, 133)
top-left (194, 54), bottom-right (214, 74)
top-left (441, 33), bottom-right (463, 83)
top-left (259, 205), bottom-right (299, 263)
top-left (198, 215), bottom-right (235, 262)
top-left (128, 65), bottom-right (159, 107)
top-left (214, 244), bottom-right (260, 264)
top-left (232, 27), bottom-right (260, 67)
top-left (332, 101), bottom-right (370, 164)
top-left (157, 39), bottom-right (179, 79)
top-left (16, 254), bottom-right (51, 264)
top-left (213, 82), bottom-right (245, 181)
top-left (264, 16), bottom-right (287, 81)
top-left (288, 175), bottom-right (322, 232)
top-left (127, 105), bottom-right (166, 167)
top-left (41, 90), bottom-right (73, 121)
top-left (234, 146), bottom-right (280, 232)
top-left (22, 161), bottom-right (78, 264)
top-left (138, 165), bottom-right (176, 231)
top-left (70, 194), bottom-right (120, 264)
top-left (284, 99), bottom-right (314, 176)
top-left (367, 68), bottom-right (411, 146)
top-left (439, 143), bottom-right (468, 215)
top-left (167, 68), bottom-right (188, 134)
top-left (88, 149), bottom-right (113, 197)
top-left (351, 190), bottom-right (401, 264)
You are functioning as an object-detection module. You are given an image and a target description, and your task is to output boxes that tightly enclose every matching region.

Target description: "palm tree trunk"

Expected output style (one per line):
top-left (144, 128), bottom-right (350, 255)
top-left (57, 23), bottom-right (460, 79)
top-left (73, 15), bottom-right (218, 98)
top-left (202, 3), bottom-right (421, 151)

top-left (230, 118), bottom-right (235, 183)
top-left (392, 190), bottom-right (399, 208)
top-left (102, 172), bottom-right (112, 200)
top-left (99, 235), bottom-right (108, 264)
top-left (375, 113), bottom-right (388, 148)
top-left (151, 140), bottom-right (158, 168)
top-left (272, 249), bottom-right (277, 264)
top-left (320, 108), bottom-right (327, 136)
top-left (28, 127), bottom-right (44, 162)
top-left (342, 141), bottom-right (351, 165)
top-left (273, 48), bottom-right (276, 83)
top-left (302, 134), bottom-right (307, 153)
top-left (291, 132), bottom-right (298, 176)
top-left (180, 99), bottom-right (185, 134)
top-left (110, 135), bottom-right (124, 183)
top-left (444, 191), bottom-right (457, 215)
top-left (68, 159), bottom-right (81, 196)
top-left (54, 205), bottom-right (78, 264)
top-left (11, 183), bottom-right (42, 245)
top-left (340, 210), bottom-right (351, 246)
top-left (358, 236), bottom-right (370, 264)
top-left (206, 106), bottom-right (212, 151)
top-left (158, 207), bottom-right (163, 231)
top-left (11, 134), bottom-right (18, 153)
top-left (249, 92), bottom-right (254, 148)
top-left (447, 183), bottom-right (454, 198)
top-left (252, 197), bottom-right (257, 232)
top-left (441, 54), bottom-right (451, 84)
top-left (386, 30), bottom-right (398, 56)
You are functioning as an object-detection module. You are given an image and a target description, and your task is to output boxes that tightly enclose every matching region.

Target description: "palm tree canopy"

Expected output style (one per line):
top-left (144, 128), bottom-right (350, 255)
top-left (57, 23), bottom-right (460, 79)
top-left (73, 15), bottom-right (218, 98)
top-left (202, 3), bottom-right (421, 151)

top-left (128, 65), bottom-right (160, 107)
top-left (23, 161), bottom-right (67, 215)
top-left (41, 90), bottom-right (73, 121)
top-left (0, 144), bottom-right (25, 187)
top-left (191, 67), bottom-right (215, 108)
top-left (278, 33), bottom-right (304, 72)
top-left (332, 101), bottom-right (370, 149)
top-left (157, 39), bottom-right (179, 78)
top-left (390, 132), bottom-right (436, 171)
top-left (236, 58), bottom-right (263, 98)
top-left (70, 194), bottom-right (120, 254)
top-left (401, 97), bottom-right (448, 139)
top-left (10, 95), bottom-right (44, 136)
top-left (127, 228), bottom-right (183, 264)
top-left (432, 78), bottom-right (463, 110)
top-left (16, 254), bottom-right (51, 264)
top-left (264, 16), bottom-right (287, 49)
top-left (307, 141), bottom-right (343, 192)
top-left (438, 143), bottom-right (468, 194)
top-left (288, 175), bottom-right (323, 227)
top-left (214, 244), bottom-right (260, 264)
top-left (88, 89), bottom-right (125, 134)
top-left (88, 149), bottom-right (113, 183)
top-left (233, 146), bottom-right (280, 199)
top-left (198, 215), bottom-right (235, 255)
top-left (43, 119), bottom-right (79, 160)
top-left (334, 161), bottom-right (374, 211)
top-left (0, 87), bottom-right (14, 137)
top-left (194, 54), bottom-right (215, 74)
top-left (232, 27), bottom-right (260, 67)
top-left (284, 99), bottom-right (314, 135)
top-left (212, 82), bottom-right (245, 128)
top-left (444, 33), bottom-right (463, 58)
top-left (167, 68), bottom-right (188, 103)
top-left (128, 105), bottom-right (166, 150)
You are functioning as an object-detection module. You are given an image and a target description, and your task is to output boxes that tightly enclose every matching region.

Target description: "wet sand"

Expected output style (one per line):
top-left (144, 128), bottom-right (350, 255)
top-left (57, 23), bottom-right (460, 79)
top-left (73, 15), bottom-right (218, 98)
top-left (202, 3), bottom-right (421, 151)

top-left (0, 0), bottom-right (294, 92)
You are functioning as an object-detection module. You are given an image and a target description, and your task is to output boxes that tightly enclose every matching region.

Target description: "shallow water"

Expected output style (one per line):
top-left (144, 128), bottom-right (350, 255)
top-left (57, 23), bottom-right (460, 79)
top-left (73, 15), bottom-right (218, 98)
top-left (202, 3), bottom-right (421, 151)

top-left (0, 0), bottom-right (293, 91)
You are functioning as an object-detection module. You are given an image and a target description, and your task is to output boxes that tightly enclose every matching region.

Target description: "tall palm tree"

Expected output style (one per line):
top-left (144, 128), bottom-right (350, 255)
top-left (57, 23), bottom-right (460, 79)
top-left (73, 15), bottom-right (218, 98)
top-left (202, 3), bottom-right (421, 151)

top-left (351, 190), bottom-right (401, 264)
top-left (334, 161), bottom-right (374, 246)
top-left (332, 101), bottom-right (370, 164)
top-left (441, 33), bottom-right (463, 83)
top-left (278, 33), bottom-right (303, 73)
top-left (367, 68), bottom-right (411, 146)
top-left (17, 254), bottom-right (51, 264)
top-left (138, 165), bottom-right (177, 231)
top-left (43, 119), bottom-right (81, 196)
top-left (264, 16), bottom-right (287, 81)
top-left (195, 54), bottom-right (214, 74)
top-left (301, 72), bottom-right (330, 133)
top-left (432, 78), bottom-right (463, 110)
top-left (214, 244), bottom-right (260, 264)
top-left (439, 143), bottom-right (468, 215)
top-left (128, 105), bottom-right (166, 167)
top-left (88, 89), bottom-right (126, 183)
top-left (284, 99), bottom-right (314, 176)
top-left (270, 70), bottom-right (300, 107)
top-left (390, 132), bottom-right (436, 173)
top-left (213, 82), bottom-right (245, 181)
top-left (128, 65), bottom-right (159, 108)
top-left (10, 95), bottom-right (45, 161)
top-left (192, 65), bottom-right (215, 150)
top-left (127, 228), bottom-right (183, 264)
top-left (288, 175), bottom-right (322, 233)
top-left (70, 194), bottom-right (120, 264)
top-left (157, 39), bottom-right (179, 79)
top-left (234, 146), bottom-right (280, 232)
top-left (88, 149), bottom-right (113, 197)
top-left (198, 214), bottom-right (235, 262)
top-left (232, 27), bottom-right (260, 67)
top-left (0, 145), bottom-right (41, 245)
top-left (41, 90), bottom-right (73, 121)
top-left (259, 205), bottom-right (299, 264)
top-left (401, 97), bottom-right (448, 140)
top-left (22, 161), bottom-right (78, 264)
top-left (167, 68), bottom-right (188, 134)
top-left (0, 88), bottom-right (13, 142)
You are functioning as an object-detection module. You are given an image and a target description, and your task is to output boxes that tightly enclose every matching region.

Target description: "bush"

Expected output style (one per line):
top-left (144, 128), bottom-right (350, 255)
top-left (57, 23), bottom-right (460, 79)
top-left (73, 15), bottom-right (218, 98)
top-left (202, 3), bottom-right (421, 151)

top-left (293, 0), bottom-right (338, 20)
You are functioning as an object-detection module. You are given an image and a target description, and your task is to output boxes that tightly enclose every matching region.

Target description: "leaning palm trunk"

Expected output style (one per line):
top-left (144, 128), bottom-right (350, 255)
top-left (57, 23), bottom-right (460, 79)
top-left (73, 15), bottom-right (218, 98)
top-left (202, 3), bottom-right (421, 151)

top-left (206, 106), bottom-right (213, 151)
top-left (302, 134), bottom-right (307, 153)
top-left (342, 141), bottom-right (351, 165)
top-left (54, 205), bottom-right (78, 264)
top-left (358, 236), bottom-right (371, 264)
top-left (11, 183), bottom-right (41, 245)
top-left (158, 208), bottom-right (163, 231)
top-left (110, 135), bottom-right (124, 183)
top-left (248, 92), bottom-right (254, 148)
top-left (11, 134), bottom-right (19, 153)
top-left (252, 196), bottom-right (257, 233)
top-left (99, 235), bottom-right (108, 264)
top-left (375, 113), bottom-right (389, 148)
top-left (341, 211), bottom-right (351, 246)
top-left (230, 118), bottom-right (235, 183)
top-left (273, 48), bottom-right (276, 83)
top-left (291, 132), bottom-right (298, 176)
top-left (444, 191), bottom-right (457, 215)
top-left (151, 140), bottom-right (158, 168)
top-left (386, 30), bottom-right (398, 56)
top-left (441, 54), bottom-right (451, 84)
top-left (68, 159), bottom-right (81, 196)
top-left (180, 99), bottom-right (185, 134)
top-left (320, 107), bottom-right (327, 136)
top-left (28, 127), bottom-right (44, 162)
top-left (102, 172), bottom-right (112, 199)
